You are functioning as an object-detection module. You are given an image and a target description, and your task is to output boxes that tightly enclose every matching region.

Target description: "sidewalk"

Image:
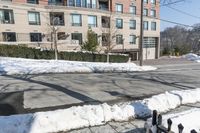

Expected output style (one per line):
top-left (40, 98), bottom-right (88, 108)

top-left (67, 119), bottom-right (145, 133)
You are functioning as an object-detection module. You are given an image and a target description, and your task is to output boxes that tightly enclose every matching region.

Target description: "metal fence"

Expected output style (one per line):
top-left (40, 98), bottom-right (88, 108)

top-left (147, 110), bottom-right (198, 133)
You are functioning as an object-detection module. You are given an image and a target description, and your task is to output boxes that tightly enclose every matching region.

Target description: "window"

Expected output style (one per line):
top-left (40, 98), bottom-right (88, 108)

top-left (28, 11), bottom-right (40, 25)
top-left (130, 20), bottom-right (136, 29)
top-left (116, 35), bottom-right (123, 44)
top-left (151, 22), bottom-right (156, 31)
top-left (151, 0), bottom-right (156, 5)
top-left (86, 0), bottom-right (97, 8)
top-left (143, 8), bottom-right (148, 16)
top-left (71, 33), bottom-right (82, 44)
top-left (71, 14), bottom-right (82, 26)
top-left (130, 6), bottom-right (136, 15)
top-left (143, 37), bottom-right (157, 48)
top-left (150, 9), bottom-right (156, 17)
top-left (2, 32), bottom-right (16, 42)
top-left (48, 0), bottom-right (64, 5)
top-left (76, 0), bottom-right (81, 7)
top-left (88, 15), bottom-right (97, 27)
top-left (57, 32), bottom-right (66, 40)
top-left (129, 35), bottom-right (136, 44)
top-left (115, 4), bottom-right (123, 13)
top-left (0, 9), bottom-right (14, 24)
top-left (102, 33), bottom-right (109, 46)
top-left (50, 12), bottom-right (65, 26)
top-left (144, 0), bottom-right (148, 4)
top-left (116, 18), bottom-right (123, 29)
top-left (144, 21), bottom-right (148, 30)
top-left (27, 0), bottom-right (39, 4)
top-left (30, 33), bottom-right (42, 42)
top-left (101, 16), bottom-right (110, 28)
top-left (69, 0), bottom-right (75, 6)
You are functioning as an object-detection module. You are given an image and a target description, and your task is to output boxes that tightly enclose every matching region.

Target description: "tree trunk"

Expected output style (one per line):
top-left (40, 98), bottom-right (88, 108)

top-left (54, 30), bottom-right (58, 60)
top-left (106, 52), bottom-right (109, 63)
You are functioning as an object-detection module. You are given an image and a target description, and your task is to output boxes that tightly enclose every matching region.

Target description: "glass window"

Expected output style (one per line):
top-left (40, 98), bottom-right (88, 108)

top-left (115, 4), bottom-right (123, 13)
top-left (144, 0), bottom-right (148, 4)
top-left (0, 9), bottom-right (14, 24)
top-left (57, 32), bottom-right (66, 40)
top-left (30, 33), bottom-right (42, 42)
top-left (129, 35), bottom-right (136, 44)
top-left (28, 11), bottom-right (40, 25)
top-left (76, 0), bottom-right (81, 7)
top-left (130, 6), bottom-right (136, 15)
top-left (150, 9), bottom-right (156, 17)
top-left (144, 21), bottom-right (148, 30)
top-left (151, 0), bottom-right (156, 5)
top-left (82, 0), bottom-right (86, 7)
top-left (27, 0), bottom-right (39, 4)
top-left (143, 37), bottom-right (157, 48)
top-left (2, 32), bottom-right (16, 42)
top-left (71, 14), bottom-right (82, 26)
top-left (116, 18), bottom-right (123, 29)
top-left (116, 35), bottom-right (123, 44)
top-left (151, 22), bottom-right (156, 31)
top-left (69, 0), bottom-right (75, 6)
top-left (88, 15), bottom-right (97, 27)
top-left (71, 33), bottom-right (82, 44)
top-left (143, 8), bottom-right (148, 16)
top-left (86, 0), bottom-right (96, 8)
top-left (130, 20), bottom-right (136, 29)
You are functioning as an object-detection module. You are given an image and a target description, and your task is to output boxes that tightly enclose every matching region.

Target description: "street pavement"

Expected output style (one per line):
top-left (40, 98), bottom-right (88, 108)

top-left (0, 58), bottom-right (200, 115)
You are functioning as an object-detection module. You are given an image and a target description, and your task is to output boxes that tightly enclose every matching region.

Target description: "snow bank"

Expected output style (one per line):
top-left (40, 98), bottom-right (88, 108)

top-left (1, 88), bottom-right (200, 133)
top-left (183, 53), bottom-right (200, 62)
top-left (0, 57), bottom-right (156, 75)
top-left (146, 108), bottom-right (200, 133)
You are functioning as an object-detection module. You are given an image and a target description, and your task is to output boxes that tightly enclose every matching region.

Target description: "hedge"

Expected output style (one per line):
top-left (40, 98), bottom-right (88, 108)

top-left (0, 45), bottom-right (129, 63)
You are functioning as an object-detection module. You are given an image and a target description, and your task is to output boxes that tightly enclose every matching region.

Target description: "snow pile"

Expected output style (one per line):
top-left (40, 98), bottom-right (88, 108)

top-left (146, 108), bottom-right (200, 133)
top-left (183, 53), bottom-right (200, 62)
top-left (0, 57), bottom-right (156, 75)
top-left (0, 103), bottom-right (135, 133)
top-left (1, 88), bottom-right (200, 133)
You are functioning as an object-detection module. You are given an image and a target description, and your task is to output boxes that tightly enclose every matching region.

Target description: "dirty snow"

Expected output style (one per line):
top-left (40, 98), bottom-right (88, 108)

top-left (0, 57), bottom-right (156, 75)
top-left (1, 88), bottom-right (200, 133)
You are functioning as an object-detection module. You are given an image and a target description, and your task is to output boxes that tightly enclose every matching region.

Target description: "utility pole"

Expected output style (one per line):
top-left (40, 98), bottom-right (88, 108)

top-left (139, 0), bottom-right (144, 66)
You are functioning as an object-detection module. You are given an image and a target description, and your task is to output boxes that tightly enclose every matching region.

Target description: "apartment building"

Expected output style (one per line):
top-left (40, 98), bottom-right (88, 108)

top-left (0, 0), bottom-right (160, 60)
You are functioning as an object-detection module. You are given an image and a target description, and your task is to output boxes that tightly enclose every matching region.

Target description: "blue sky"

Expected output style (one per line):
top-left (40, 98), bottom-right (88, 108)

top-left (160, 0), bottom-right (200, 31)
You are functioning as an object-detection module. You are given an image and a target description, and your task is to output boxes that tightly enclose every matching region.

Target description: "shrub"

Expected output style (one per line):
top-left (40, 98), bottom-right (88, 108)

top-left (0, 45), bottom-right (129, 63)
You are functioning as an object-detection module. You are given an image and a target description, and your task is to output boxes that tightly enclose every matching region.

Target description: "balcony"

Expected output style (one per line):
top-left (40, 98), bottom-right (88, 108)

top-left (99, 0), bottom-right (109, 11)
top-left (50, 12), bottom-right (65, 26)
top-left (101, 16), bottom-right (110, 28)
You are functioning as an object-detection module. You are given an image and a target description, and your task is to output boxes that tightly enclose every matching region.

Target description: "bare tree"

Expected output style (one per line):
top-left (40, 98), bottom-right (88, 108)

top-left (101, 13), bottom-right (119, 62)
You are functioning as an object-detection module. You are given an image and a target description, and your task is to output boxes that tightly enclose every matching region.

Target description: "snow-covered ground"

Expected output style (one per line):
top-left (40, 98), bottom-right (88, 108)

top-left (0, 57), bottom-right (156, 75)
top-left (183, 53), bottom-right (200, 62)
top-left (1, 88), bottom-right (200, 133)
top-left (146, 108), bottom-right (200, 133)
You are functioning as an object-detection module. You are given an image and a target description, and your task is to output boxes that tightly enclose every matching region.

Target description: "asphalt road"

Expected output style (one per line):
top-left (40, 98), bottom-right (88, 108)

top-left (0, 59), bottom-right (200, 115)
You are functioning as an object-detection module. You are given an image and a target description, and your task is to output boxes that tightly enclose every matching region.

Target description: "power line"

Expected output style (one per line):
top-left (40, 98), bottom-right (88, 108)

top-left (166, 6), bottom-right (200, 19)
top-left (160, 0), bottom-right (185, 6)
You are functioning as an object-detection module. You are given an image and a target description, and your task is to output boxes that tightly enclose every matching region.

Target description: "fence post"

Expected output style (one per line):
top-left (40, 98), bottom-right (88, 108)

top-left (191, 129), bottom-right (197, 133)
top-left (157, 114), bottom-right (162, 133)
top-left (167, 119), bottom-right (172, 132)
top-left (152, 110), bottom-right (157, 126)
top-left (178, 124), bottom-right (184, 133)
